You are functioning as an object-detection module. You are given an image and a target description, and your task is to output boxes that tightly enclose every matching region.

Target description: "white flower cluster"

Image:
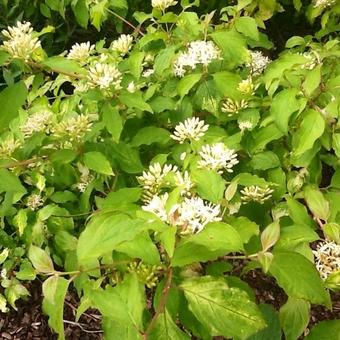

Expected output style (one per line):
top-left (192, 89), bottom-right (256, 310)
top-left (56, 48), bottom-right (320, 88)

top-left (240, 185), bottom-right (273, 204)
top-left (51, 115), bottom-right (93, 146)
top-left (111, 34), bottom-right (133, 55)
top-left (175, 171), bottom-right (194, 196)
top-left (21, 111), bottom-right (53, 138)
top-left (198, 143), bottom-right (239, 174)
top-left (88, 62), bottom-right (122, 90)
top-left (246, 50), bottom-right (271, 76)
top-left (314, 0), bottom-right (335, 7)
top-left (238, 120), bottom-right (253, 132)
top-left (142, 194), bottom-right (221, 234)
top-left (300, 52), bottom-right (319, 70)
top-left (151, 0), bottom-right (177, 11)
top-left (173, 41), bottom-right (221, 77)
top-left (76, 164), bottom-right (94, 192)
top-left (313, 241), bottom-right (340, 280)
top-left (0, 137), bottom-right (21, 158)
top-left (67, 42), bottom-right (94, 63)
top-left (137, 163), bottom-right (178, 201)
top-left (170, 117), bottom-right (209, 144)
top-left (26, 193), bottom-right (44, 210)
top-left (1, 21), bottom-right (40, 61)
top-left (221, 98), bottom-right (248, 115)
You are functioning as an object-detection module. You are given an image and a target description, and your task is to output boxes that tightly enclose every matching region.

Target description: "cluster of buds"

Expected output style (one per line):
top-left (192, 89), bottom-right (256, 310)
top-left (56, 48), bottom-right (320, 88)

top-left (67, 42), bottom-right (95, 64)
top-left (0, 137), bottom-right (21, 159)
top-left (313, 241), bottom-right (340, 280)
top-left (87, 62), bottom-right (122, 91)
top-left (300, 52), bottom-right (320, 70)
top-left (152, 0), bottom-right (177, 11)
top-left (76, 164), bottom-right (94, 193)
top-left (221, 98), bottom-right (248, 115)
top-left (111, 34), bottom-right (133, 56)
top-left (241, 185), bottom-right (273, 204)
top-left (237, 77), bottom-right (257, 95)
top-left (1, 21), bottom-right (41, 61)
top-left (170, 117), bottom-right (209, 144)
top-left (314, 0), bottom-right (335, 8)
top-left (21, 111), bottom-right (53, 138)
top-left (26, 193), bottom-right (44, 210)
top-left (128, 261), bottom-right (164, 288)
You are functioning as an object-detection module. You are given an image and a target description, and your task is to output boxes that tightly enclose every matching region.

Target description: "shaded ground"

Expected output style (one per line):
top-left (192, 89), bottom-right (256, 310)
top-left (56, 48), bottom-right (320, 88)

top-left (0, 272), bottom-right (339, 339)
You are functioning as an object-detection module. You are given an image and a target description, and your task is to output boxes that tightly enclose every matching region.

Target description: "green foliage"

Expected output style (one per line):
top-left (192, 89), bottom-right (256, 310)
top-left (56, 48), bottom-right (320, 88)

top-left (0, 0), bottom-right (339, 339)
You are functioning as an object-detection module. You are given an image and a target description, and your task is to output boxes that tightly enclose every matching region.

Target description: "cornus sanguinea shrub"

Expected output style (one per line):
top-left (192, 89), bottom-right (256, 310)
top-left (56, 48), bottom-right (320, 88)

top-left (0, 0), bottom-right (339, 339)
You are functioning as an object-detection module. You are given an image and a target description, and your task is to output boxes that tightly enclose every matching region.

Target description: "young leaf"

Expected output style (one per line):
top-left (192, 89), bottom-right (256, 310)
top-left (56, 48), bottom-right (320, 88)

top-left (177, 73), bottom-right (201, 98)
top-left (235, 16), bottom-right (259, 41)
top-left (304, 185), bottom-right (330, 221)
top-left (83, 151), bottom-right (114, 176)
top-left (279, 297), bottom-right (310, 340)
top-left (303, 64), bottom-right (321, 97)
top-left (261, 221), bottom-right (280, 252)
top-left (42, 276), bottom-right (69, 340)
top-left (77, 212), bottom-right (146, 265)
top-left (180, 276), bottom-right (266, 339)
top-left (131, 127), bottom-right (171, 146)
top-left (172, 222), bottom-right (243, 267)
top-left (28, 246), bottom-right (54, 273)
top-left (102, 103), bottom-right (123, 142)
top-left (269, 251), bottom-right (331, 307)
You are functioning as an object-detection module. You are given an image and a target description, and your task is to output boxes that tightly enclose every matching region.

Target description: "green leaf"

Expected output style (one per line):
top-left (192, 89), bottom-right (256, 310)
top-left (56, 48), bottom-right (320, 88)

top-left (172, 222), bottom-right (243, 267)
top-left (304, 185), bottom-right (330, 221)
top-left (250, 151), bottom-right (280, 170)
top-left (192, 169), bottom-right (225, 203)
top-left (111, 143), bottom-right (144, 174)
top-left (305, 320), bottom-right (340, 340)
top-left (119, 92), bottom-right (153, 113)
top-left (77, 212), bottom-right (146, 265)
top-left (247, 304), bottom-right (281, 340)
top-left (116, 232), bottom-right (160, 265)
top-left (279, 297), bottom-right (310, 340)
top-left (269, 251), bottom-right (331, 306)
top-left (13, 209), bottom-right (27, 236)
top-left (250, 124), bottom-right (284, 153)
top-left (149, 309), bottom-right (190, 340)
top-left (332, 133), bottom-right (340, 159)
top-left (177, 73), bottom-right (201, 98)
top-left (180, 276), bottom-right (266, 339)
top-left (211, 30), bottom-right (248, 64)
top-left (102, 103), bottom-right (123, 142)
top-left (303, 64), bottom-right (321, 97)
top-left (129, 51), bottom-right (145, 79)
top-left (0, 169), bottom-right (26, 194)
top-left (285, 36), bottom-right (305, 48)
top-left (131, 127), bottom-right (171, 146)
top-left (28, 246), bottom-right (54, 273)
top-left (42, 56), bottom-right (85, 74)
top-left (228, 217), bottom-right (260, 244)
top-left (234, 173), bottom-right (269, 187)
top-left (86, 274), bottom-right (145, 331)
top-left (42, 276), bottom-right (69, 340)
top-left (83, 151), bottom-right (113, 176)
top-left (286, 197), bottom-right (314, 228)
top-left (293, 110), bottom-right (325, 157)
top-left (213, 71), bottom-right (242, 99)
top-left (0, 81), bottom-right (27, 131)
top-left (270, 88), bottom-right (300, 134)
top-left (154, 47), bottom-right (176, 76)
top-left (72, 0), bottom-right (89, 28)
top-left (323, 223), bottom-right (340, 243)
top-left (261, 221), bottom-right (280, 252)
top-left (235, 16), bottom-right (259, 41)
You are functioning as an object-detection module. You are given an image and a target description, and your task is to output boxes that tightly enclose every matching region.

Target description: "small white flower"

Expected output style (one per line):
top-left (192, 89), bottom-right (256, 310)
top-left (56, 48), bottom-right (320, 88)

top-left (137, 163), bottom-right (178, 202)
top-left (21, 111), bottom-right (53, 138)
top-left (127, 81), bottom-right (137, 93)
top-left (111, 34), bottom-right (133, 55)
top-left (170, 117), bottom-right (209, 144)
top-left (177, 197), bottom-right (221, 234)
top-left (314, 0), bottom-right (335, 7)
top-left (142, 68), bottom-right (155, 78)
top-left (67, 42), bottom-right (94, 63)
top-left (0, 137), bottom-right (21, 158)
top-left (1, 21), bottom-right (40, 61)
top-left (152, 0), bottom-right (177, 11)
top-left (175, 171), bottom-right (194, 196)
top-left (142, 193), bottom-right (169, 222)
top-left (313, 241), bottom-right (340, 280)
top-left (88, 62), bottom-right (122, 90)
top-left (241, 185), bottom-right (273, 204)
top-left (26, 193), bottom-right (44, 210)
top-left (238, 120), bottom-right (253, 132)
top-left (221, 98), bottom-right (248, 115)
top-left (246, 50), bottom-right (271, 76)
top-left (173, 40), bottom-right (221, 77)
top-left (198, 143), bottom-right (239, 174)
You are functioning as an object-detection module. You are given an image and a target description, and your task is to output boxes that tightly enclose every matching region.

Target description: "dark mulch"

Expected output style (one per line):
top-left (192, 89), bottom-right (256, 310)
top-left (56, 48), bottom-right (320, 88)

top-left (0, 281), bottom-right (102, 340)
top-left (0, 270), bottom-right (339, 339)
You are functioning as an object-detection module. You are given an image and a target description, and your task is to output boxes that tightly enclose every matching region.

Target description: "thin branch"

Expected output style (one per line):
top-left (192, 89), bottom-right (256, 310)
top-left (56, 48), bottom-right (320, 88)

top-left (0, 157), bottom-right (45, 169)
top-left (143, 268), bottom-right (173, 339)
top-left (106, 8), bottom-right (145, 36)
top-left (224, 253), bottom-right (258, 260)
top-left (63, 319), bottom-right (103, 334)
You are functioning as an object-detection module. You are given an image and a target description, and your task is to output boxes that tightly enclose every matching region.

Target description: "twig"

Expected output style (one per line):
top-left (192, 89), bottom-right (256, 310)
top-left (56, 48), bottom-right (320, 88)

top-left (224, 253), bottom-right (258, 260)
top-left (106, 8), bottom-right (145, 36)
top-left (142, 268), bottom-right (173, 339)
top-left (63, 319), bottom-right (103, 334)
top-left (0, 157), bottom-right (45, 169)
